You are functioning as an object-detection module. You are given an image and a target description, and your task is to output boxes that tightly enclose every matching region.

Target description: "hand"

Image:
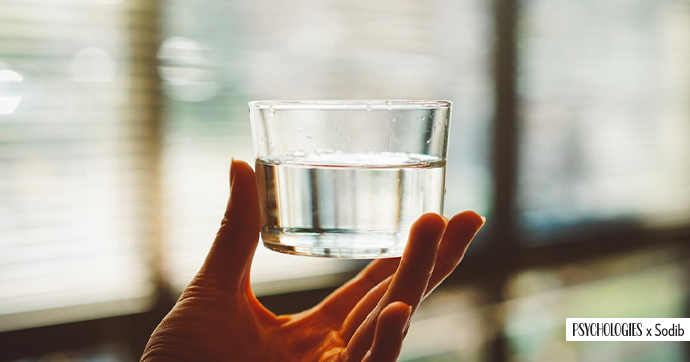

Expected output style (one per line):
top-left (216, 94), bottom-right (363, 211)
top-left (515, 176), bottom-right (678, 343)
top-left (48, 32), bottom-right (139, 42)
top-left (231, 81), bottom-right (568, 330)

top-left (141, 160), bottom-right (485, 362)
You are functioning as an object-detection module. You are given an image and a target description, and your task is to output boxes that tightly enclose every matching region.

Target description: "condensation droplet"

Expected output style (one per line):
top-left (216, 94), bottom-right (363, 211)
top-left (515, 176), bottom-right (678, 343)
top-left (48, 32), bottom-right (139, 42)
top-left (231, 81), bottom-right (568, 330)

top-left (421, 116), bottom-right (425, 120)
top-left (269, 106), bottom-right (275, 116)
top-left (306, 134), bottom-right (312, 139)
top-left (426, 139), bottom-right (431, 144)
top-left (392, 117), bottom-right (397, 122)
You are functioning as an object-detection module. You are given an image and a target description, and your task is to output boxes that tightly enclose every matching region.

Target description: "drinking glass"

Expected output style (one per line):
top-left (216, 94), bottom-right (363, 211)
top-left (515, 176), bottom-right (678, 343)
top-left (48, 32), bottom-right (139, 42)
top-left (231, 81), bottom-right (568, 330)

top-left (249, 100), bottom-right (451, 258)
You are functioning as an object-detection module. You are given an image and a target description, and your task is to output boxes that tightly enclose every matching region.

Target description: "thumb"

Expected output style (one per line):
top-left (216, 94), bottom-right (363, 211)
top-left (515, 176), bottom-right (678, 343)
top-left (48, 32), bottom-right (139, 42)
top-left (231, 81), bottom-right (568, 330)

top-left (194, 159), bottom-right (261, 291)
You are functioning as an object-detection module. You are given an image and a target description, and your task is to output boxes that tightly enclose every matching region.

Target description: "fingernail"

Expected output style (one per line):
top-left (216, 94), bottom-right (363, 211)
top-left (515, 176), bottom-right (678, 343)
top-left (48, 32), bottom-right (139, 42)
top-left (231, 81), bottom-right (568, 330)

top-left (403, 305), bottom-right (413, 335)
top-left (230, 158), bottom-right (235, 187)
top-left (405, 304), bottom-right (413, 320)
top-left (478, 215), bottom-right (487, 232)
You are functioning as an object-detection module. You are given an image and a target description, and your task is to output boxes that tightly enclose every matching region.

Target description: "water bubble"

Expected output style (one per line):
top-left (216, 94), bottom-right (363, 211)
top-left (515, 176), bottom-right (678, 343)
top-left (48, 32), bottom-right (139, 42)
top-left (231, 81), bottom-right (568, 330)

top-left (445, 118), bottom-right (449, 125)
top-left (391, 117), bottom-right (397, 123)
top-left (366, 104), bottom-right (373, 112)
top-left (421, 116), bottom-right (425, 120)
top-left (433, 126), bottom-right (436, 131)
top-left (306, 134), bottom-right (312, 139)
top-left (426, 139), bottom-right (431, 144)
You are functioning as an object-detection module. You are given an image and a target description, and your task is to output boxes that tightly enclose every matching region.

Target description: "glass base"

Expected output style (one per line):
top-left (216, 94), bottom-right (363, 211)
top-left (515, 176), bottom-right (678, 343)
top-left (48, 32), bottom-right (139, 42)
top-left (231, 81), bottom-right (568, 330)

top-left (261, 232), bottom-right (406, 259)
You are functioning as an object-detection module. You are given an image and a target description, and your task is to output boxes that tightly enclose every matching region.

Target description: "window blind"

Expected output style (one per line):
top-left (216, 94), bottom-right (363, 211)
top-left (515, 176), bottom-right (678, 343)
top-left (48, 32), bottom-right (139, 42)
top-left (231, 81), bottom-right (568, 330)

top-left (0, 0), bottom-right (155, 331)
top-left (0, 0), bottom-right (493, 332)
top-left (517, 0), bottom-right (690, 232)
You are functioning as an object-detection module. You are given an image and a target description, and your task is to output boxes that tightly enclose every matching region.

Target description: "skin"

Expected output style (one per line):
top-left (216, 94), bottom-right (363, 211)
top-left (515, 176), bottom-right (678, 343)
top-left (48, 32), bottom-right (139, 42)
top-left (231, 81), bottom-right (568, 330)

top-left (141, 160), bottom-right (485, 362)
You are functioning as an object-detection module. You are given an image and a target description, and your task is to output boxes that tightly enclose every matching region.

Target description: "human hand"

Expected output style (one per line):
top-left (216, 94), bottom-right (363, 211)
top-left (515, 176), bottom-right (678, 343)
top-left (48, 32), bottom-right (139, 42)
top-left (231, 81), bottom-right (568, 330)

top-left (140, 160), bottom-right (485, 362)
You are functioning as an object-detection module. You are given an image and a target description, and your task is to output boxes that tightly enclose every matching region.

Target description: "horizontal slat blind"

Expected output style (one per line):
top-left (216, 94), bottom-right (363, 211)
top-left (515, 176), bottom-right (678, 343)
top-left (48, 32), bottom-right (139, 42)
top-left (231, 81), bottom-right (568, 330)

top-left (0, 0), bottom-right (494, 331)
top-left (518, 0), bottom-right (690, 232)
top-left (0, 0), bottom-right (155, 331)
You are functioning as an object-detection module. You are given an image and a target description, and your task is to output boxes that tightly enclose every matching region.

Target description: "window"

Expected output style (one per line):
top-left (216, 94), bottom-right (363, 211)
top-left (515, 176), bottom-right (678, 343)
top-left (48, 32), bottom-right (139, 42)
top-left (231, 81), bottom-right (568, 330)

top-left (2, 0), bottom-right (690, 361)
top-left (0, 0), bottom-right (154, 332)
top-left (517, 0), bottom-right (690, 233)
top-left (1, 0), bottom-right (492, 332)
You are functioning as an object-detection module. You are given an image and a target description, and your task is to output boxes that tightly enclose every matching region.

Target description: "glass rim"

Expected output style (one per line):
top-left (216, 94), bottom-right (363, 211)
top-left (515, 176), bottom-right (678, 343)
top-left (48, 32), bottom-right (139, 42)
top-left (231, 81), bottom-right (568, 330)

top-left (248, 100), bottom-right (452, 110)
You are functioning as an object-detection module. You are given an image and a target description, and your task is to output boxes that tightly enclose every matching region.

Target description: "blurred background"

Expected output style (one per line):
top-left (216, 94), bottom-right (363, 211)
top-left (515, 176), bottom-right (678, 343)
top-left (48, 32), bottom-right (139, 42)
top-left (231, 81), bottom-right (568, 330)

top-left (1, 0), bottom-right (689, 361)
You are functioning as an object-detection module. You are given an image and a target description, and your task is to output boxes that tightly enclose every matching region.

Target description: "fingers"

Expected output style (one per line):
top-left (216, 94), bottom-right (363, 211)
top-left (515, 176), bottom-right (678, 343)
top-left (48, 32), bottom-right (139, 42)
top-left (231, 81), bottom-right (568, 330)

top-left (424, 211), bottom-right (485, 296)
top-left (340, 276), bottom-right (393, 340)
top-left (359, 302), bottom-right (412, 362)
top-left (380, 213), bottom-right (446, 309)
top-left (193, 160), bottom-right (261, 292)
top-left (344, 213), bottom-right (445, 361)
top-left (339, 211), bottom-right (485, 340)
top-left (315, 258), bottom-right (400, 323)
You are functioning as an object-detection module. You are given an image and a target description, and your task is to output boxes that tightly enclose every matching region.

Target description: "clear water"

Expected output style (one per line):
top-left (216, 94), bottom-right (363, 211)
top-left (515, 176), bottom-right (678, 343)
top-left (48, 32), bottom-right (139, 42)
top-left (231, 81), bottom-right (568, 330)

top-left (255, 152), bottom-right (445, 258)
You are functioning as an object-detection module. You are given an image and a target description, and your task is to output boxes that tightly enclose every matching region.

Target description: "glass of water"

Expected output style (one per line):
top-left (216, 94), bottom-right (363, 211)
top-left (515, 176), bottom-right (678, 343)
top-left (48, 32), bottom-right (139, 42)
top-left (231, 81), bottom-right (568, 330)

top-left (249, 100), bottom-right (451, 258)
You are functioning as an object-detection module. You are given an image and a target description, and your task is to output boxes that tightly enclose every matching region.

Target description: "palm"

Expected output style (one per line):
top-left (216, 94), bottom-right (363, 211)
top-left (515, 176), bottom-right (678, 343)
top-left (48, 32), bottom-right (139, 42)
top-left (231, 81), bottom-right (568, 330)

top-left (141, 161), bottom-right (484, 362)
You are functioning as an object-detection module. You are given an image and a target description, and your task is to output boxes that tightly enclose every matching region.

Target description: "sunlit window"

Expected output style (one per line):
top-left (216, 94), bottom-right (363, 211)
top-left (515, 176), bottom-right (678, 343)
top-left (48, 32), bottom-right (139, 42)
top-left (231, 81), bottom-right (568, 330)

top-left (2, 1), bottom-right (690, 362)
top-left (517, 0), bottom-right (690, 232)
top-left (0, 0), bottom-right (153, 331)
top-left (0, 0), bottom-right (492, 331)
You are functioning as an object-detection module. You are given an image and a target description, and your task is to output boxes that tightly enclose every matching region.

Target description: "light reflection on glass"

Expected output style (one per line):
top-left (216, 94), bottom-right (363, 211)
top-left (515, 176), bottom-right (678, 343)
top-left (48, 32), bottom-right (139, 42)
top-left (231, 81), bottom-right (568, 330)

top-left (0, 69), bottom-right (23, 115)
